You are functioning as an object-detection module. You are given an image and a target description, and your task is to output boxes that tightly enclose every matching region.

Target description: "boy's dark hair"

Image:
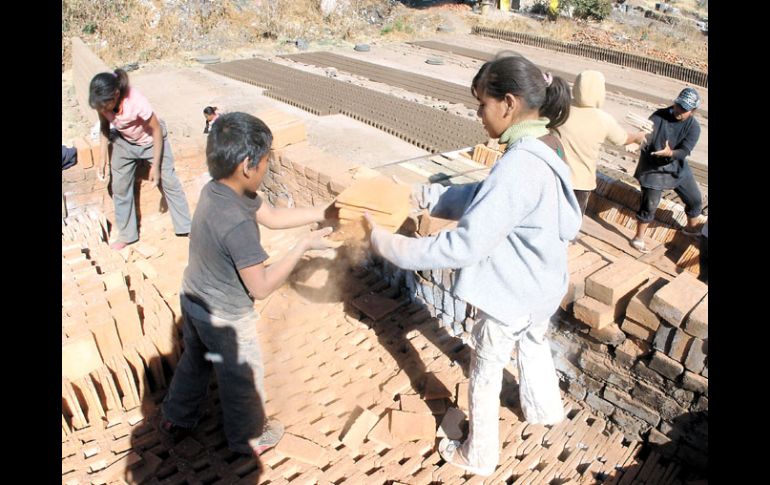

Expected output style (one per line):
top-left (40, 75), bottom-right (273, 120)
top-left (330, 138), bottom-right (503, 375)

top-left (203, 106), bottom-right (218, 116)
top-left (206, 112), bottom-right (273, 180)
top-left (89, 69), bottom-right (130, 110)
top-left (471, 53), bottom-right (570, 130)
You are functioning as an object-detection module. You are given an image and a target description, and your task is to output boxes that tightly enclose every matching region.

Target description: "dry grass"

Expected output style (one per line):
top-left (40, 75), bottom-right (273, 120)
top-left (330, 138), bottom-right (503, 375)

top-left (62, 1), bottom-right (706, 72)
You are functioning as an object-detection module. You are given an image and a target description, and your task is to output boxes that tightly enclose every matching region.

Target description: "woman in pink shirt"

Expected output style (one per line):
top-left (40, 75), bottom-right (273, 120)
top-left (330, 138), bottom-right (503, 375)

top-left (89, 69), bottom-right (191, 250)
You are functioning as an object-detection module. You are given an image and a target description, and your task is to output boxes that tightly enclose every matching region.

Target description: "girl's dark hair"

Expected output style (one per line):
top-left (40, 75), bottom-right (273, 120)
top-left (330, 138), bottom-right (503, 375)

top-left (206, 112), bottom-right (273, 180)
top-left (88, 69), bottom-right (130, 110)
top-left (471, 53), bottom-right (570, 130)
top-left (203, 106), bottom-right (218, 116)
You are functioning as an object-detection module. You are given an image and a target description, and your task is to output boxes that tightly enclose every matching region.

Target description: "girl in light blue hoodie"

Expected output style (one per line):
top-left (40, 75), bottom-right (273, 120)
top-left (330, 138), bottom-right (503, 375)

top-left (367, 54), bottom-right (583, 476)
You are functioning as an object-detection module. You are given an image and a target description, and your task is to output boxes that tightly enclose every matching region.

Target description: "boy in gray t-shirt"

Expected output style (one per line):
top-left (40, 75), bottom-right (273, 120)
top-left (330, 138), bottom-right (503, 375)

top-left (161, 112), bottom-right (339, 456)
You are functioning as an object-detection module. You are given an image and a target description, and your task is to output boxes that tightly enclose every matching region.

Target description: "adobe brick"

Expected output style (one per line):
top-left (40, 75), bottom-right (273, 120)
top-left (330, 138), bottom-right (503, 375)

top-left (682, 370), bottom-right (708, 394)
top-left (588, 321), bottom-right (626, 346)
top-left (684, 337), bottom-right (707, 374)
top-left (340, 407), bottom-right (379, 453)
top-left (275, 433), bottom-right (329, 468)
top-left (683, 295), bottom-right (708, 339)
top-left (389, 410), bottom-right (436, 442)
top-left (573, 296), bottom-right (615, 329)
top-left (652, 323), bottom-right (675, 353)
top-left (648, 350), bottom-right (684, 380)
top-left (649, 272), bottom-right (707, 326)
top-left (585, 258), bottom-right (649, 306)
top-left (614, 336), bottom-right (651, 370)
top-left (610, 408), bottom-right (649, 442)
top-left (561, 259), bottom-right (608, 310)
top-left (626, 276), bottom-right (669, 332)
top-left (578, 349), bottom-right (613, 382)
top-left (631, 360), bottom-right (665, 387)
top-left (620, 318), bottom-right (655, 342)
top-left (631, 381), bottom-right (685, 422)
top-left (667, 328), bottom-right (693, 363)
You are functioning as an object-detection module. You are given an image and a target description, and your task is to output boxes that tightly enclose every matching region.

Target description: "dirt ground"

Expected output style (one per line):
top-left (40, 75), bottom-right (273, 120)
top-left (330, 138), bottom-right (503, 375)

top-left (63, 29), bottom-right (708, 173)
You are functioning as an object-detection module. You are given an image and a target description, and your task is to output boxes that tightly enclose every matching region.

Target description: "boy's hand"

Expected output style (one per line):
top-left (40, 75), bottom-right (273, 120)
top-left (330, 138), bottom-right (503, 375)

top-left (363, 212), bottom-right (379, 234)
top-left (651, 140), bottom-right (673, 158)
top-left (304, 226), bottom-right (342, 251)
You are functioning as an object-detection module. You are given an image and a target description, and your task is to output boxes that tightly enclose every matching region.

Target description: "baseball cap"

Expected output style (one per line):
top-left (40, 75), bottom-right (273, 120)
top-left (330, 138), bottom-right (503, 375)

top-left (674, 88), bottom-right (700, 111)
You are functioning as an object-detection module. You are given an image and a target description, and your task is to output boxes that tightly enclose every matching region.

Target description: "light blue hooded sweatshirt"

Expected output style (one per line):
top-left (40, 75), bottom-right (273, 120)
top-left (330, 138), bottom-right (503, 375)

top-left (370, 136), bottom-right (583, 325)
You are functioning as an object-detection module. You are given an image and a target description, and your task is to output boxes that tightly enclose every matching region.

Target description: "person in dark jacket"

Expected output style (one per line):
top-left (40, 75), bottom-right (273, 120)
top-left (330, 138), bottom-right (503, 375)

top-left (630, 87), bottom-right (704, 253)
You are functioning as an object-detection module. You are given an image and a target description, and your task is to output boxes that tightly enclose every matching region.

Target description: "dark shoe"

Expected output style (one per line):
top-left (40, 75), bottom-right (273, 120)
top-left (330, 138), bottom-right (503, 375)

top-left (251, 419), bottom-right (285, 455)
top-left (175, 232), bottom-right (190, 238)
top-left (158, 417), bottom-right (193, 442)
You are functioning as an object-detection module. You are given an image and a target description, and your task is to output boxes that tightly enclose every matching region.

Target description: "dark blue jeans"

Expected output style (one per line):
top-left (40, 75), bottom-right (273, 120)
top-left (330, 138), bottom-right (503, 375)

top-left (637, 174), bottom-right (703, 223)
top-left (162, 295), bottom-right (265, 454)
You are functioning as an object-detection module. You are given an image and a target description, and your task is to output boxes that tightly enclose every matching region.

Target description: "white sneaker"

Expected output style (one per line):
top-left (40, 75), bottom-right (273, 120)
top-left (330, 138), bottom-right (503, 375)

top-left (438, 438), bottom-right (495, 476)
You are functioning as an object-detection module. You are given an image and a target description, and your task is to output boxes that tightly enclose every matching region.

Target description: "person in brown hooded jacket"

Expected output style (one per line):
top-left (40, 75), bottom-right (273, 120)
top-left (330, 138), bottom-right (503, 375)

top-left (556, 70), bottom-right (646, 216)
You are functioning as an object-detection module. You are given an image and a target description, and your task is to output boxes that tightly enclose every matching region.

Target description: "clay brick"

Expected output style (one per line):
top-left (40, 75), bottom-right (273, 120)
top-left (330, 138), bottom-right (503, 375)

top-left (649, 272), bottom-right (708, 327)
top-left (573, 296), bottom-right (615, 329)
top-left (74, 137), bottom-right (95, 169)
top-left (682, 370), bottom-right (708, 394)
top-left (684, 338), bottom-right (707, 374)
top-left (652, 323), bottom-right (675, 353)
top-left (585, 258), bottom-right (649, 306)
top-left (561, 258), bottom-right (608, 310)
top-left (389, 410), bottom-right (436, 442)
top-left (626, 277), bottom-right (669, 331)
top-left (62, 378), bottom-right (88, 429)
top-left (667, 328), bottom-right (693, 362)
top-left (585, 392), bottom-right (615, 416)
top-left (631, 381), bottom-right (686, 421)
top-left (275, 433), bottom-right (330, 468)
top-left (620, 318), bottom-right (655, 342)
top-left (340, 407), bottom-right (380, 453)
top-left (455, 382), bottom-right (469, 410)
top-left (588, 322), bottom-right (626, 346)
top-left (648, 350), bottom-right (684, 380)
top-left (683, 295), bottom-right (708, 339)
top-left (399, 394), bottom-right (432, 414)
top-left (90, 320), bottom-right (123, 360)
top-left (63, 332), bottom-right (103, 380)
top-left (614, 337), bottom-right (651, 369)
top-left (112, 302), bottom-right (144, 346)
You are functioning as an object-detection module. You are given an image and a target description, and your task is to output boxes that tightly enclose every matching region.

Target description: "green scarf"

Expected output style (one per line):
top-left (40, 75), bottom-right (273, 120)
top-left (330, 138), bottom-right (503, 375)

top-left (498, 117), bottom-right (550, 152)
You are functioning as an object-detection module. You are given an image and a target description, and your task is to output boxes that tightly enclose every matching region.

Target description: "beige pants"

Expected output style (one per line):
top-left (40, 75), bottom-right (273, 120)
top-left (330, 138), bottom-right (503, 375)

top-left (461, 311), bottom-right (565, 471)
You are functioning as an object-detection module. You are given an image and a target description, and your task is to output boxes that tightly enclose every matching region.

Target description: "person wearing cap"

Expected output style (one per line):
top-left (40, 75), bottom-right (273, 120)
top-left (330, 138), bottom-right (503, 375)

top-left (630, 87), bottom-right (704, 253)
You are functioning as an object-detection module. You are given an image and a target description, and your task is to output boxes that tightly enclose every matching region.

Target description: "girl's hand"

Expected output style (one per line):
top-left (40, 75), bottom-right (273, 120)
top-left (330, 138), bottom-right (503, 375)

top-left (98, 162), bottom-right (109, 181)
top-left (149, 165), bottom-right (161, 187)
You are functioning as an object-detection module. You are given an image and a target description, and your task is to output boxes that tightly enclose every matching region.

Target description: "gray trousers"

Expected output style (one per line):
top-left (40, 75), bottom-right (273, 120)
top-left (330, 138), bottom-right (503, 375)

top-left (162, 295), bottom-right (266, 454)
top-left (110, 122), bottom-right (191, 243)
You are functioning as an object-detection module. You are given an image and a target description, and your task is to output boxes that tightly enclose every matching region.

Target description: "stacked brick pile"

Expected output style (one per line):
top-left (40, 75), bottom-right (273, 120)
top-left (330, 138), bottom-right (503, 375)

top-left (589, 172), bottom-right (706, 274)
top-left (378, 234), bottom-right (708, 473)
top-left (62, 210), bottom-right (185, 484)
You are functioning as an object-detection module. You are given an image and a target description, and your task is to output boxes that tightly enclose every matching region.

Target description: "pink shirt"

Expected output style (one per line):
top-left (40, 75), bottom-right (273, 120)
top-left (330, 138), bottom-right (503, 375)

top-left (103, 87), bottom-right (155, 146)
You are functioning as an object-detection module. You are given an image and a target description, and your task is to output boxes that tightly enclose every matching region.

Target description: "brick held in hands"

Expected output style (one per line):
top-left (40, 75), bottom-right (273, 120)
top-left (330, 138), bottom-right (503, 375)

top-left (649, 272), bottom-right (707, 327)
top-left (74, 137), bottom-right (95, 169)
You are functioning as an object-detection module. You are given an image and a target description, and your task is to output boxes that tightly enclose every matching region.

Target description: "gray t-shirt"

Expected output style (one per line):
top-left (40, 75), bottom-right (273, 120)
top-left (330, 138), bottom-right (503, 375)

top-left (181, 180), bottom-right (269, 319)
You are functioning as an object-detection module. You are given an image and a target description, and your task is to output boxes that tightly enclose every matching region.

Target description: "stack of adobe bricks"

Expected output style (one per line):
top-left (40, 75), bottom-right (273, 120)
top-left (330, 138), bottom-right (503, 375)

top-left (62, 210), bottom-right (184, 482)
top-left (470, 143), bottom-right (505, 166)
top-left (261, 110), bottom-right (356, 210)
top-left (544, 247), bottom-right (707, 471)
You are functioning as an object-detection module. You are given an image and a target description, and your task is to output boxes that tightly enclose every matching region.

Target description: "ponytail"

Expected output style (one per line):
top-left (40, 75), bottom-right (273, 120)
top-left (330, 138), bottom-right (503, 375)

top-left (89, 68), bottom-right (130, 110)
top-left (541, 75), bottom-right (571, 131)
